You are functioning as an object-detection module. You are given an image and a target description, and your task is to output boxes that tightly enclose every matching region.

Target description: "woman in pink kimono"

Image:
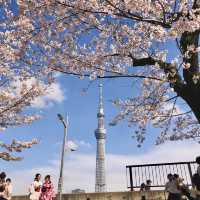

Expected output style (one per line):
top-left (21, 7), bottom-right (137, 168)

top-left (40, 175), bottom-right (55, 200)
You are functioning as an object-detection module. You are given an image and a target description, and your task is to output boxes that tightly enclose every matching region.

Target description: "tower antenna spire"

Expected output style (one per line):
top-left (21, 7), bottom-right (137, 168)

top-left (98, 83), bottom-right (104, 116)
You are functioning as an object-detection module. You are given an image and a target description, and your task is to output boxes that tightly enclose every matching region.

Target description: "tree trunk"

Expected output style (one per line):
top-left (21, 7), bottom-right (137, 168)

top-left (179, 86), bottom-right (200, 123)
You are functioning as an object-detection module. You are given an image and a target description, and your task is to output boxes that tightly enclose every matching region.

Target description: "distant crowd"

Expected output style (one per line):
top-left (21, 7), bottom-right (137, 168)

top-left (139, 156), bottom-right (200, 200)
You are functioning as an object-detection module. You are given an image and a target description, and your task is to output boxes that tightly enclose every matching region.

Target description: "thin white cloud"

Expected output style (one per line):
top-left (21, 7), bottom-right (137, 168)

top-left (67, 140), bottom-right (78, 151)
top-left (53, 72), bottom-right (62, 78)
top-left (11, 76), bottom-right (65, 108)
top-left (76, 140), bottom-right (92, 148)
top-left (31, 82), bottom-right (65, 108)
top-left (55, 140), bottom-right (91, 150)
top-left (7, 141), bottom-right (200, 195)
top-left (65, 140), bottom-right (91, 151)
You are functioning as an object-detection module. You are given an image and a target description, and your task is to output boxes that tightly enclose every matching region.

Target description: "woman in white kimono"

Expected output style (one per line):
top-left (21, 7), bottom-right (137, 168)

top-left (29, 174), bottom-right (42, 200)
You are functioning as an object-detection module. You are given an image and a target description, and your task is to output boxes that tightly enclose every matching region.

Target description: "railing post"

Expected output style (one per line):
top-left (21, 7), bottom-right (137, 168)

top-left (187, 163), bottom-right (193, 185)
top-left (129, 166), bottom-right (134, 191)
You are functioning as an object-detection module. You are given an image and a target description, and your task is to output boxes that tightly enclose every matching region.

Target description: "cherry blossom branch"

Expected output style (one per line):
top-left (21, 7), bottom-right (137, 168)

top-left (0, 139), bottom-right (38, 153)
top-left (50, 66), bottom-right (163, 81)
top-left (162, 97), bottom-right (178, 135)
top-left (55, 0), bottom-right (171, 28)
top-left (0, 139), bottom-right (39, 161)
top-left (0, 88), bottom-right (35, 116)
top-left (104, 0), bottom-right (171, 28)
top-left (0, 152), bottom-right (22, 161)
top-left (155, 110), bottom-right (192, 118)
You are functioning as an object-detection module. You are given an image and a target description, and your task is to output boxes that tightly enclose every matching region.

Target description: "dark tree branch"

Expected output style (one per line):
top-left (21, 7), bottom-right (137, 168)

top-left (50, 66), bottom-right (164, 81)
top-left (55, 0), bottom-right (172, 28)
top-left (155, 110), bottom-right (192, 118)
top-left (128, 55), bottom-right (155, 66)
top-left (105, 0), bottom-right (171, 28)
top-left (163, 97), bottom-right (178, 134)
top-left (164, 95), bottom-right (179, 102)
top-left (0, 88), bottom-right (35, 116)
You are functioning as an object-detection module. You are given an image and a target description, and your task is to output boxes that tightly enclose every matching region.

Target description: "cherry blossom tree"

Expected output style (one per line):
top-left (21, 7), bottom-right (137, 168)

top-left (0, 60), bottom-right (50, 161)
top-left (0, 2), bottom-right (54, 160)
top-left (2, 0), bottom-right (200, 146)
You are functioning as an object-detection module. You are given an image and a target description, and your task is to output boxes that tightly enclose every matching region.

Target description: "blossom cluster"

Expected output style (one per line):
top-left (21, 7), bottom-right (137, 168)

top-left (1, 0), bottom-right (200, 150)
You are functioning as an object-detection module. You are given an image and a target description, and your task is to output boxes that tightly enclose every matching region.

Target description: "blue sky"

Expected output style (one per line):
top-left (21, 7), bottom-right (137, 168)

top-left (1, 74), bottom-right (200, 195)
top-left (2, 75), bottom-right (156, 165)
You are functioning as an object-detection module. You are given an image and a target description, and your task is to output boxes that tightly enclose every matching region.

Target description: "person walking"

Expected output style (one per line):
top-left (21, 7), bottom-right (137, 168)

top-left (39, 175), bottom-right (55, 200)
top-left (29, 174), bottom-right (42, 200)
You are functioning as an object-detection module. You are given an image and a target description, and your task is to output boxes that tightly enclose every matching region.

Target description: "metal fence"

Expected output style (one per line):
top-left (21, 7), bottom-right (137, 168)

top-left (126, 161), bottom-right (197, 191)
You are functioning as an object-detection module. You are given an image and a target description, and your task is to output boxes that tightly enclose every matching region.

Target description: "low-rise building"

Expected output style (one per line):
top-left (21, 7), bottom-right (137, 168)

top-left (71, 189), bottom-right (85, 194)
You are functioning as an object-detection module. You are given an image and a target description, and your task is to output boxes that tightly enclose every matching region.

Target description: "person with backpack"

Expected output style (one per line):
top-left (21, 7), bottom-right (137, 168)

top-left (192, 174), bottom-right (200, 199)
top-left (173, 174), bottom-right (194, 200)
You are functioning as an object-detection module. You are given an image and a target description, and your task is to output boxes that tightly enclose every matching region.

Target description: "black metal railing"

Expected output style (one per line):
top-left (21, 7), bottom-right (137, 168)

top-left (126, 161), bottom-right (197, 191)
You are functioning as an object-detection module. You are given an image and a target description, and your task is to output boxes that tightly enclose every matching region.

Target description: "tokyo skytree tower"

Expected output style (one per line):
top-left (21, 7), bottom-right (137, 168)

top-left (95, 83), bottom-right (106, 192)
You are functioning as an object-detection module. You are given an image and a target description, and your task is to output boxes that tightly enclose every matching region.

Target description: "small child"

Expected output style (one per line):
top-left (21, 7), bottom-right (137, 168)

top-left (5, 178), bottom-right (12, 200)
top-left (145, 180), bottom-right (152, 191)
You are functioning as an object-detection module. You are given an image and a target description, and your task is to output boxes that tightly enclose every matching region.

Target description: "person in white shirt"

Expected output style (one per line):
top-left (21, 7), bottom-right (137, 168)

top-left (29, 174), bottom-right (42, 200)
top-left (5, 178), bottom-right (12, 200)
top-left (165, 174), bottom-right (181, 200)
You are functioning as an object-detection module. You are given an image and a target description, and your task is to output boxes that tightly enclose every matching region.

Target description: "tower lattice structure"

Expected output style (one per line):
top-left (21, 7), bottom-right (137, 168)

top-left (95, 83), bottom-right (106, 192)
